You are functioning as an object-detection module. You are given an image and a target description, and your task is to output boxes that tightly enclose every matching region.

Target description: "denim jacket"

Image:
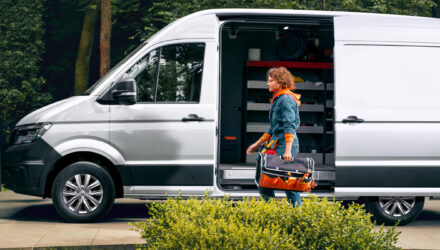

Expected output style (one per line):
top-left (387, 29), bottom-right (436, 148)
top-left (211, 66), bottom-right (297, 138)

top-left (265, 91), bottom-right (301, 156)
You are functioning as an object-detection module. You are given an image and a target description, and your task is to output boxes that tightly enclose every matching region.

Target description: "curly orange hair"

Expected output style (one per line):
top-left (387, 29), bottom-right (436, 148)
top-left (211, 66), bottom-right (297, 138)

top-left (267, 67), bottom-right (295, 90)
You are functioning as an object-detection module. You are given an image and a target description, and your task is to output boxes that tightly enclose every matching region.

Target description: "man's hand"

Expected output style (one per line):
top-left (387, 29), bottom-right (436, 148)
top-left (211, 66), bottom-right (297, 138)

top-left (283, 151), bottom-right (293, 162)
top-left (246, 142), bottom-right (260, 155)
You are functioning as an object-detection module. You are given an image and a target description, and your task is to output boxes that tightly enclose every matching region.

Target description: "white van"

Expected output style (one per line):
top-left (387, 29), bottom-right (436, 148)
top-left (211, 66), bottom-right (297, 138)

top-left (3, 9), bottom-right (440, 224)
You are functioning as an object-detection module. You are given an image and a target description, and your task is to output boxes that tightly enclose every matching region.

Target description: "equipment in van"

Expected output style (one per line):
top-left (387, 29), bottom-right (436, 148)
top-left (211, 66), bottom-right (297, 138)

top-left (248, 48), bottom-right (261, 61)
top-left (255, 152), bottom-right (316, 192)
top-left (277, 31), bottom-right (307, 61)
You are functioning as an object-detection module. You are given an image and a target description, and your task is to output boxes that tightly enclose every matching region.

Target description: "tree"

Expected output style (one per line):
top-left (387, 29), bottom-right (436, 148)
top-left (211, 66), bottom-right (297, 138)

top-left (74, 0), bottom-right (99, 95)
top-left (100, 0), bottom-right (111, 77)
top-left (42, 0), bottom-right (89, 100)
top-left (432, 0), bottom-right (440, 17)
top-left (0, 0), bottom-right (52, 139)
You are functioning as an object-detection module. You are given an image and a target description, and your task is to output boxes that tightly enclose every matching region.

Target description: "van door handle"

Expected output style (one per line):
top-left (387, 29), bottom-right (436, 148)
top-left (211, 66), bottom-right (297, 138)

top-left (342, 115), bottom-right (364, 123)
top-left (182, 114), bottom-right (205, 122)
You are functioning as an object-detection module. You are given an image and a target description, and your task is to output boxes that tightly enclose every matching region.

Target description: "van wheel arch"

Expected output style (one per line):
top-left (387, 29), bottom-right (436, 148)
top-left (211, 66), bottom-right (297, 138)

top-left (44, 152), bottom-right (124, 199)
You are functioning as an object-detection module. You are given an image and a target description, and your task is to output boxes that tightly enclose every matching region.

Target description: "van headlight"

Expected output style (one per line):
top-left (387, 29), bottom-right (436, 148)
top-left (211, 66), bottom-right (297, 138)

top-left (12, 123), bottom-right (52, 145)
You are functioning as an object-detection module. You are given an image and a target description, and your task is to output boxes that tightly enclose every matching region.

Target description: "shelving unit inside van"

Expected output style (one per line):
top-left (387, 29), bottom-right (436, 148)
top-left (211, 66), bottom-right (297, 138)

top-left (244, 60), bottom-right (335, 167)
top-left (218, 19), bottom-right (336, 190)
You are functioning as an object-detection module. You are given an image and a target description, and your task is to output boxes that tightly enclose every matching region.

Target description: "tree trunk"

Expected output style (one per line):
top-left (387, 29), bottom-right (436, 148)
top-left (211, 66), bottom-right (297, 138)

top-left (74, 1), bottom-right (98, 95)
top-left (433, 0), bottom-right (440, 18)
top-left (100, 0), bottom-right (111, 77)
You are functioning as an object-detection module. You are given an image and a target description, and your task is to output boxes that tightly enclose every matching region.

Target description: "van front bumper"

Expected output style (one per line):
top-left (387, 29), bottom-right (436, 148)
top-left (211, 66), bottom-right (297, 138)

top-left (2, 139), bottom-right (59, 197)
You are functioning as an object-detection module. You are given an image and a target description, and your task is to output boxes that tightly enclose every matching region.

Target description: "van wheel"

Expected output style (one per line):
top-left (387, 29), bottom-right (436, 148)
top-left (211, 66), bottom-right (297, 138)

top-left (51, 161), bottom-right (115, 222)
top-left (364, 196), bottom-right (424, 226)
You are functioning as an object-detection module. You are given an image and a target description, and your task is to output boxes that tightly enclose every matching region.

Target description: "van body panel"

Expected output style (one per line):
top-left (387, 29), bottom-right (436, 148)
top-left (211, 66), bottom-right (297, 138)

top-left (334, 15), bottom-right (440, 44)
top-left (16, 96), bottom-right (103, 126)
top-left (51, 138), bottom-right (125, 166)
top-left (335, 44), bottom-right (440, 122)
top-left (334, 15), bottom-right (440, 192)
top-left (335, 188), bottom-right (440, 196)
top-left (336, 166), bottom-right (440, 187)
top-left (127, 165), bottom-right (213, 186)
top-left (335, 123), bottom-right (440, 162)
top-left (15, 97), bottom-right (75, 126)
top-left (129, 185), bottom-right (214, 197)
top-left (109, 107), bottom-right (215, 161)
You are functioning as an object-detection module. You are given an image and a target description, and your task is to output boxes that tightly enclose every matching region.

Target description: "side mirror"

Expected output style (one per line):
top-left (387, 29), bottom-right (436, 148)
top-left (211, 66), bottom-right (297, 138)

top-left (112, 78), bottom-right (137, 105)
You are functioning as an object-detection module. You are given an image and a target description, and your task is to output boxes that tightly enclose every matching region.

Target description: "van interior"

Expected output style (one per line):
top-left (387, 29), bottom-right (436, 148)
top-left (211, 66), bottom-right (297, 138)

top-left (218, 17), bottom-right (336, 192)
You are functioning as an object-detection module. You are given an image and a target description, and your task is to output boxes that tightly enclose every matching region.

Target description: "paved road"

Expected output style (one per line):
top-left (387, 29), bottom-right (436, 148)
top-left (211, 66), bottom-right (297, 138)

top-left (0, 190), bottom-right (145, 249)
top-left (397, 198), bottom-right (440, 249)
top-left (1, 190), bottom-right (440, 249)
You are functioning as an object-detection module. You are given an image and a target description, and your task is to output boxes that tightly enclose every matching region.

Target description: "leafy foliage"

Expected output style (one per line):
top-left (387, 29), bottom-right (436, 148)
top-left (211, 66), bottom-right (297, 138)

top-left (133, 195), bottom-right (400, 249)
top-left (111, 0), bottom-right (154, 64)
top-left (0, 0), bottom-right (52, 136)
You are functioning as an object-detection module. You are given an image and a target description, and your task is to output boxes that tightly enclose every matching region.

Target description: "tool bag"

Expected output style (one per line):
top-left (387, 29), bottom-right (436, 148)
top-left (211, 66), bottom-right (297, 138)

top-left (255, 152), bottom-right (317, 192)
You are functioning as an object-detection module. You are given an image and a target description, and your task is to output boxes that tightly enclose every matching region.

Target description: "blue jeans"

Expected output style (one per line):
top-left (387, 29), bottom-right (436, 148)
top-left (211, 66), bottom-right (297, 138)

top-left (258, 186), bottom-right (302, 207)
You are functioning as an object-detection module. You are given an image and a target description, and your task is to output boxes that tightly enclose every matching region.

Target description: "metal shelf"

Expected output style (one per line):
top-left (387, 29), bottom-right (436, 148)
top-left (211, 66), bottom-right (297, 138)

top-left (247, 80), bottom-right (267, 89)
top-left (247, 102), bottom-right (324, 112)
top-left (247, 123), bottom-right (324, 134)
top-left (246, 102), bottom-right (270, 111)
top-left (247, 80), bottom-right (334, 91)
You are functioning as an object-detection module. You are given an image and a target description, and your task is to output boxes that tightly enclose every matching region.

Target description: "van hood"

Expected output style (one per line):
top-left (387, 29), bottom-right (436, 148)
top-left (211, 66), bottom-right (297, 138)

top-left (16, 96), bottom-right (90, 126)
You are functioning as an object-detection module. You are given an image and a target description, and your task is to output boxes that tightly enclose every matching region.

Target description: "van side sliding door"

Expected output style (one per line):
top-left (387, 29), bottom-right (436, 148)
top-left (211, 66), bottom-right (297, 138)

top-left (334, 15), bottom-right (440, 196)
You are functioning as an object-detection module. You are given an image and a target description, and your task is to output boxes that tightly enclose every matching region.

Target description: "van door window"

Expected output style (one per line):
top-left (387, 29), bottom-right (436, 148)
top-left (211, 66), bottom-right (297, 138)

top-left (156, 43), bottom-right (205, 103)
top-left (123, 49), bottom-right (159, 102)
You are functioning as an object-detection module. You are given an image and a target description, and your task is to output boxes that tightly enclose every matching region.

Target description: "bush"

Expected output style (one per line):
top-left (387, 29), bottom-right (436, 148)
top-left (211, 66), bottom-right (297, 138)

top-left (133, 195), bottom-right (400, 249)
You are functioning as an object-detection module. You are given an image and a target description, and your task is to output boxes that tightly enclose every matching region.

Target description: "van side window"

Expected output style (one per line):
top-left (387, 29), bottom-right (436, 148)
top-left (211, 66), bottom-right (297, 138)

top-left (123, 49), bottom-right (159, 102)
top-left (156, 43), bottom-right (205, 103)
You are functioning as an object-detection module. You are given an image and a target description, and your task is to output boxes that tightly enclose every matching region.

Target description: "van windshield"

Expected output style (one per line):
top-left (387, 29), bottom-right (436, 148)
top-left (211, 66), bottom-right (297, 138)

top-left (83, 42), bottom-right (148, 95)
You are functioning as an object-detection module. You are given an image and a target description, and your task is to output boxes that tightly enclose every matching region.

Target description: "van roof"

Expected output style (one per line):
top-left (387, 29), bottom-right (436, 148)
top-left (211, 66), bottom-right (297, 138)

top-left (197, 8), bottom-right (417, 18)
top-left (145, 8), bottom-right (440, 45)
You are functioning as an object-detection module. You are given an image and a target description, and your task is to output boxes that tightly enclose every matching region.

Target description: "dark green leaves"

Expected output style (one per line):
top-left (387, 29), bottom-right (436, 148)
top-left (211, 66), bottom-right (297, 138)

top-left (0, 0), bottom-right (52, 132)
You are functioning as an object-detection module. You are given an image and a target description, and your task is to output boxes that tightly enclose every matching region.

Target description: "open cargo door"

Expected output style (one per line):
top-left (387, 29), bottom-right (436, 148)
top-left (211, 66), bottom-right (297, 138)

top-left (333, 14), bottom-right (440, 196)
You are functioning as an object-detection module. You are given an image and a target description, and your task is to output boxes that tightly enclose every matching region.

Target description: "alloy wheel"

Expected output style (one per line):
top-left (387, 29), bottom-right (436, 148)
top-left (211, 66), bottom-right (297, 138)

top-left (62, 174), bottom-right (104, 214)
top-left (378, 196), bottom-right (416, 217)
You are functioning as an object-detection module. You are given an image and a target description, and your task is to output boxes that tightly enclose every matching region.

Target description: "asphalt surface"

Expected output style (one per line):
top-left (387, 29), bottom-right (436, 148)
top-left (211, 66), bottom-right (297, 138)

top-left (1, 190), bottom-right (440, 249)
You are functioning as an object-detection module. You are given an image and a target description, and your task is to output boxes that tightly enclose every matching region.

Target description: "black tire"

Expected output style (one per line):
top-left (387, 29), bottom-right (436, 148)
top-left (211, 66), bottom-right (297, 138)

top-left (364, 196), bottom-right (424, 226)
top-left (51, 161), bottom-right (115, 223)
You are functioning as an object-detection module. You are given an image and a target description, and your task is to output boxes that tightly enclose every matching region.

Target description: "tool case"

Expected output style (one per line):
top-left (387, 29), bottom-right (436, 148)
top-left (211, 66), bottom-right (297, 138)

top-left (255, 152), bottom-right (317, 192)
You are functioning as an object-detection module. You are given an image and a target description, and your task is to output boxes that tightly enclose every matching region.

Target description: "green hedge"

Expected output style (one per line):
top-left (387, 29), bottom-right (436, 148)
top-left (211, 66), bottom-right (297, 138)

top-left (133, 195), bottom-right (400, 249)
